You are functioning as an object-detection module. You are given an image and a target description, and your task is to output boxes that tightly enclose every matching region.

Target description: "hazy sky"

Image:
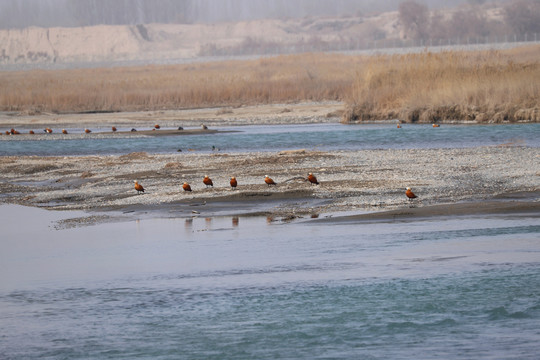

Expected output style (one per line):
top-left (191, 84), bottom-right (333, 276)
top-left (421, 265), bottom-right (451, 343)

top-left (0, 0), bottom-right (474, 29)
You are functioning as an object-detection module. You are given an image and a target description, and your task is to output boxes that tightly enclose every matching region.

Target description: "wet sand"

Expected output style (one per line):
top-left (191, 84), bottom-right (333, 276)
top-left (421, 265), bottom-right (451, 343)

top-left (313, 199), bottom-right (540, 224)
top-left (0, 102), bottom-right (539, 225)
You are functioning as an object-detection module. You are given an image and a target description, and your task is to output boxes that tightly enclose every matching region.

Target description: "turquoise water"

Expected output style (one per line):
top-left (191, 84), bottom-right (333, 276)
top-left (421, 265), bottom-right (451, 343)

top-left (1, 205), bottom-right (539, 359)
top-left (1, 123), bottom-right (539, 155)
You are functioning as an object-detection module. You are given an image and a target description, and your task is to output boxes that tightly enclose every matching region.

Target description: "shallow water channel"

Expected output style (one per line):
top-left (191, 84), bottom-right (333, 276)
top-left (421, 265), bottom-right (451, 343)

top-left (1, 204), bottom-right (539, 359)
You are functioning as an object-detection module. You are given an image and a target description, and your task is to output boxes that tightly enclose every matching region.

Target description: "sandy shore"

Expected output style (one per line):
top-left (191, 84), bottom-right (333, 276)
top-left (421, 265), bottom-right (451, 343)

top-left (0, 102), bottom-right (343, 130)
top-left (0, 102), bottom-right (539, 225)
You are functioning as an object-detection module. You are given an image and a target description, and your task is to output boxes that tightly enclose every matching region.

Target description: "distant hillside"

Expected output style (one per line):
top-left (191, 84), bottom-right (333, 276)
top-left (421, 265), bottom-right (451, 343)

top-left (0, 14), bottom-right (401, 66)
top-left (1, 0), bottom-right (539, 68)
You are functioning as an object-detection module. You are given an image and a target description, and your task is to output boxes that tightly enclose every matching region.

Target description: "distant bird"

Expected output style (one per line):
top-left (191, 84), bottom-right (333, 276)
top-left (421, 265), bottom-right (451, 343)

top-left (230, 176), bottom-right (237, 189)
top-left (84, 128), bottom-right (91, 133)
top-left (44, 128), bottom-right (53, 133)
top-left (29, 130), bottom-right (35, 134)
top-left (397, 123), bottom-right (401, 128)
top-left (10, 128), bottom-right (20, 135)
top-left (405, 187), bottom-right (417, 201)
top-left (201, 124), bottom-right (208, 130)
top-left (112, 126), bottom-right (117, 132)
top-left (203, 175), bottom-right (213, 188)
top-left (4, 131), bottom-right (9, 135)
top-left (62, 129), bottom-right (68, 134)
top-left (265, 175), bottom-right (277, 186)
top-left (432, 123), bottom-right (440, 128)
top-left (131, 128), bottom-right (137, 132)
top-left (307, 173), bottom-right (319, 185)
top-left (183, 182), bottom-right (192, 192)
top-left (134, 180), bottom-right (145, 194)
top-left (154, 124), bottom-right (160, 129)
top-left (177, 126), bottom-right (184, 130)
top-left (212, 145), bottom-right (220, 151)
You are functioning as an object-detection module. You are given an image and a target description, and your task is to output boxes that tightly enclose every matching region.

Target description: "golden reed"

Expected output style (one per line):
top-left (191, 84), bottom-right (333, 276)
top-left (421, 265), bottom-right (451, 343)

top-left (1, 46), bottom-right (539, 122)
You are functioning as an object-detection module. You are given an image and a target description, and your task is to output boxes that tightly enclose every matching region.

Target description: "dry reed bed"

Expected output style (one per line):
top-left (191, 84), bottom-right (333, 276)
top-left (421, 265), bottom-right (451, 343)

top-left (344, 45), bottom-right (540, 123)
top-left (1, 46), bottom-right (539, 123)
top-left (0, 54), bottom-right (356, 113)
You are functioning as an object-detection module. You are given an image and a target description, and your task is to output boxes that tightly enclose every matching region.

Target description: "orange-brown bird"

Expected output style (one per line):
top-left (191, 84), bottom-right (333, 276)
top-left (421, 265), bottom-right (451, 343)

top-left (112, 126), bottom-right (117, 132)
top-left (405, 187), bottom-right (417, 201)
top-left (29, 130), bottom-right (35, 134)
top-left (84, 128), bottom-right (92, 133)
top-left (230, 176), bottom-right (237, 189)
top-left (44, 128), bottom-right (53, 134)
top-left (307, 173), bottom-right (319, 185)
top-left (432, 123), bottom-right (440, 128)
top-left (203, 175), bottom-right (213, 188)
top-left (154, 124), bottom-right (160, 129)
top-left (134, 180), bottom-right (145, 194)
top-left (397, 123), bottom-right (401, 128)
top-left (4, 131), bottom-right (9, 135)
top-left (10, 128), bottom-right (20, 135)
top-left (183, 182), bottom-right (192, 192)
top-left (265, 175), bottom-right (276, 186)
top-left (62, 129), bottom-right (68, 134)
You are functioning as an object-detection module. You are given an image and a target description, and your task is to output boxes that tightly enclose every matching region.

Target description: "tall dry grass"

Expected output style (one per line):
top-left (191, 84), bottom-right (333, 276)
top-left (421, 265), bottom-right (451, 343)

top-left (2, 46), bottom-right (539, 123)
top-left (344, 45), bottom-right (540, 122)
top-left (0, 53), bottom-right (357, 113)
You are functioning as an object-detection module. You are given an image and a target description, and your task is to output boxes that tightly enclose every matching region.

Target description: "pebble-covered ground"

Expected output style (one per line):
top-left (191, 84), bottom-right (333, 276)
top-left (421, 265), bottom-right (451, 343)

top-left (1, 145), bottom-right (538, 224)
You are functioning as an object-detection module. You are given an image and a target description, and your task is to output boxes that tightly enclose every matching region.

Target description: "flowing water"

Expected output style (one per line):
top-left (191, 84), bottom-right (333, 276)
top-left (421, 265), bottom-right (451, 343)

top-left (1, 123), bottom-right (539, 156)
top-left (1, 122), bottom-right (539, 358)
top-left (1, 204), bottom-right (539, 359)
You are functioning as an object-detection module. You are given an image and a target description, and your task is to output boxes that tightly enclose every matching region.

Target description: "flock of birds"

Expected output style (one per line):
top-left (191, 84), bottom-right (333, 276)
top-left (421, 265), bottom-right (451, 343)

top-left (5, 122), bottom-right (421, 202)
top-left (5, 122), bottom-right (440, 136)
top-left (1, 124), bottom-right (199, 136)
top-left (3, 127), bottom-right (97, 135)
top-left (134, 173), bottom-right (418, 201)
top-left (133, 173), bottom-right (317, 194)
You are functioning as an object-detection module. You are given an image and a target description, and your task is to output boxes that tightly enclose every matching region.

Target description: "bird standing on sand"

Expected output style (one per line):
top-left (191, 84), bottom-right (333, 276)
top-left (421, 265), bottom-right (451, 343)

top-left (134, 180), bottom-right (145, 194)
top-left (29, 130), bottom-right (35, 134)
top-left (112, 126), bottom-right (117, 132)
top-left (230, 176), bottom-right (237, 189)
top-left (405, 187), bottom-right (417, 200)
top-left (44, 128), bottom-right (53, 133)
top-left (183, 182), bottom-right (192, 192)
top-left (154, 124), bottom-right (160, 129)
top-left (84, 128), bottom-right (92, 133)
top-left (62, 129), bottom-right (68, 134)
top-left (307, 173), bottom-right (319, 185)
top-left (201, 124), bottom-right (208, 130)
top-left (265, 175), bottom-right (276, 186)
top-left (203, 175), bottom-right (213, 188)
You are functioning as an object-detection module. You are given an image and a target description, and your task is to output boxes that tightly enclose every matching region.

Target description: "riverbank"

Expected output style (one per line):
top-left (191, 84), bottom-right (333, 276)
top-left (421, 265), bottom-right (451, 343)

top-left (0, 102), bottom-right (343, 132)
top-left (1, 144), bottom-right (538, 226)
